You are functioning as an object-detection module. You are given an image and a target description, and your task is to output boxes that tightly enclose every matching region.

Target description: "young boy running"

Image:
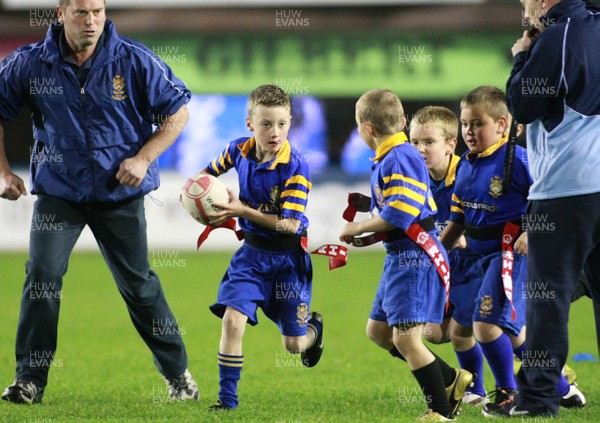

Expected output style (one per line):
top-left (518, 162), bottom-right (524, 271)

top-left (200, 84), bottom-right (324, 410)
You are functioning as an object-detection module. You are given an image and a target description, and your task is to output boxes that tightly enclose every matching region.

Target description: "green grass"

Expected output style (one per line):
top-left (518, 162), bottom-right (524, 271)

top-left (1, 251), bottom-right (599, 422)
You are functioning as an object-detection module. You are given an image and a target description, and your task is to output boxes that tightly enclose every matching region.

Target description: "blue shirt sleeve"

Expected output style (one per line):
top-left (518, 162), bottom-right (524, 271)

top-left (128, 41), bottom-right (191, 123)
top-left (378, 149), bottom-right (436, 231)
top-left (0, 47), bottom-right (31, 121)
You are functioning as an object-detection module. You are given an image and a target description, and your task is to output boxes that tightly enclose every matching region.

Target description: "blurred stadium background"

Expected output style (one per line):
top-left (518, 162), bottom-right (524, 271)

top-left (0, 0), bottom-right (527, 251)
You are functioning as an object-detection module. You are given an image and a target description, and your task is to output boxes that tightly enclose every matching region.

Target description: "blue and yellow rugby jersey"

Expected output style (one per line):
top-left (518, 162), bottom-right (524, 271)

top-left (205, 136), bottom-right (311, 237)
top-left (371, 132), bottom-right (438, 234)
top-left (449, 137), bottom-right (532, 255)
top-left (430, 154), bottom-right (461, 234)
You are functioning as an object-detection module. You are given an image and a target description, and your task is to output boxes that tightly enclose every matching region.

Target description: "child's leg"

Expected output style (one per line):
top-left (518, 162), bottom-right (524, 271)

top-left (424, 317), bottom-right (451, 345)
top-left (450, 318), bottom-right (486, 398)
top-left (281, 327), bottom-right (317, 353)
top-left (394, 323), bottom-right (452, 418)
top-left (366, 318), bottom-right (394, 350)
top-left (474, 321), bottom-right (516, 391)
top-left (216, 307), bottom-right (248, 409)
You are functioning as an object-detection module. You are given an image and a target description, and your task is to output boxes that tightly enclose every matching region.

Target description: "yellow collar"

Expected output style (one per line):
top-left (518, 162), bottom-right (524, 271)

top-left (373, 132), bottom-right (408, 163)
top-left (237, 136), bottom-right (292, 170)
top-left (466, 136), bottom-right (508, 160)
top-left (444, 154), bottom-right (461, 187)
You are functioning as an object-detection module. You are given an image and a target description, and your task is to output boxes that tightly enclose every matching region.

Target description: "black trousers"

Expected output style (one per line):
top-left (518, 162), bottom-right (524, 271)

top-left (517, 192), bottom-right (600, 415)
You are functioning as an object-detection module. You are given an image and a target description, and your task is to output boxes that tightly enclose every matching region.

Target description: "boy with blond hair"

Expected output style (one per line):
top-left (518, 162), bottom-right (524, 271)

top-left (340, 89), bottom-right (471, 421)
top-left (410, 106), bottom-right (488, 406)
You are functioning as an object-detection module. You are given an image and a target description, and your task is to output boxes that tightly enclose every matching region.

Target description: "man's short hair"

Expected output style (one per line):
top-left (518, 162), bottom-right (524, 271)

top-left (410, 106), bottom-right (458, 141)
top-left (247, 84), bottom-right (291, 117)
top-left (356, 89), bottom-right (405, 135)
top-left (460, 85), bottom-right (509, 121)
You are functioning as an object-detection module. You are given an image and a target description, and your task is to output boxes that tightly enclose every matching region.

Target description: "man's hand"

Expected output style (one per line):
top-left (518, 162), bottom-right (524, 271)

top-left (512, 30), bottom-right (533, 57)
top-left (116, 156), bottom-right (150, 188)
top-left (0, 171), bottom-right (27, 200)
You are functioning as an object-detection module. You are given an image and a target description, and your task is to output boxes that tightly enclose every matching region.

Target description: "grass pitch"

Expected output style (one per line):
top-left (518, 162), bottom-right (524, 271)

top-left (1, 251), bottom-right (599, 422)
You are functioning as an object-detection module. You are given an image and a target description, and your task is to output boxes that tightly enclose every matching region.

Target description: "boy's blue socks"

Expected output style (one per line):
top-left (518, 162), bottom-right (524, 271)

top-left (455, 343), bottom-right (486, 396)
top-left (218, 352), bottom-right (244, 408)
top-left (479, 333), bottom-right (517, 390)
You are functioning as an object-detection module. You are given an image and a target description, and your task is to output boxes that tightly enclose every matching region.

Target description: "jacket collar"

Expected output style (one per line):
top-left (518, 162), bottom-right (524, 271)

top-left (39, 19), bottom-right (124, 65)
top-left (544, 0), bottom-right (588, 27)
top-left (373, 132), bottom-right (408, 163)
top-left (237, 136), bottom-right (292, 170)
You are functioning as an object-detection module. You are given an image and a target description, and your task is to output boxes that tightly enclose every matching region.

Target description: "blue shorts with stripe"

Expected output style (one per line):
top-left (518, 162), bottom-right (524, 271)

top-left (369, 234), bottom-right (447, 326)
top-left (473, 251), bottom-right (527, 336)
top-left (209, 242), bottom-right (313, 337)
top-left (447, 247), bottom-right (484, 326)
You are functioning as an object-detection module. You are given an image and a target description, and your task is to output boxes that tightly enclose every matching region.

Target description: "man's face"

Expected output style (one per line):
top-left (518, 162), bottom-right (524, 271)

top-left (521, 0), bottom-right (546, 31)
top-left (57, 0), bottom-right (106, 52)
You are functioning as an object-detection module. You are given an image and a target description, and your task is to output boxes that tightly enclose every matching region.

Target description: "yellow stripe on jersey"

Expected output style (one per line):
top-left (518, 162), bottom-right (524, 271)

top-left (282, 201), bottom-right (305, 212)
top-left (382, 186), bottom-right (425, 205)
top-left (285, 175), bottom-right (312, 190)
top-left (451, 193), bottom-right (461, 204)
top-left (281, 189), bottom-right (307, 200)
top-left (218, 151), bottom-right (232, 170)
top-left (428, 195), bottom-right (438, 212)
top-left (383, 174), bottom-right (428, 192)
top-left (450, 206), bottom-right (464, 214)
top-left (388, 200), bottom-right (421, 217)
top-left (209, 159), bottom-right (221, 174)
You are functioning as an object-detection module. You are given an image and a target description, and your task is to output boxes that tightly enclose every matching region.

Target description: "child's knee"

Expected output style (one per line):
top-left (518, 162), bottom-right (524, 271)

top-left (222, 308), bottom-right (247, 337)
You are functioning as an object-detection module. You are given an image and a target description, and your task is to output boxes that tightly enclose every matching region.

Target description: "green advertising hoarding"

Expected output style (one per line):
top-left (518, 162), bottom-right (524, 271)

top-left (139, 31), bottom-right (517, 98)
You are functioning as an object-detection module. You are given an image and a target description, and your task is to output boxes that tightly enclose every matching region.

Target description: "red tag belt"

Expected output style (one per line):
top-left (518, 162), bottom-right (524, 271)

top-left (195, 218), bottom-right (348, 270)
top-left (343, 192), bottom-right (450, 311)
top-left (501, 222), bottom-right (520, 321)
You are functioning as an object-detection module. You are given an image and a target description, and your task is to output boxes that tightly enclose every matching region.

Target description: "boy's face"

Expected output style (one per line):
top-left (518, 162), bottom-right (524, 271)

top-left (355, 107), bottom-right (377, 150)
top-left (460, 106), bottom-right (506, 154)
top-left (246, 104), bottom-right (291, 158)
top-left (410, 124), bottom-right (456, 172)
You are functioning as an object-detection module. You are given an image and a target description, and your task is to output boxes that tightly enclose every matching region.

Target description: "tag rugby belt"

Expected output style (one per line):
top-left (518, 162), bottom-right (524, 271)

top-left (195, 218), bottom-right (348, 270)
top-left (342, 192), bottom-right (450, 312)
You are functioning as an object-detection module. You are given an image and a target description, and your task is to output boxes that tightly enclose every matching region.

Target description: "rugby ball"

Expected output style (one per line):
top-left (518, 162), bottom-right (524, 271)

top-left (180, 173), bottom-right (230, 225)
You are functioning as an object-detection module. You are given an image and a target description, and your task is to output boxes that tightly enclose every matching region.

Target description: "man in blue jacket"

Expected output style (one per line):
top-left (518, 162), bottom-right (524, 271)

top-left (0, 0), bottom-right (198, 404)
top-left (493, 0), bottom-right (600, 417)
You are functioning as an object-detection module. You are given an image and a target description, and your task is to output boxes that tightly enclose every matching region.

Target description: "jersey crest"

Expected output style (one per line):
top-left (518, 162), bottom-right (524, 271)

top-left (489, 176), bottom-right (503, 198)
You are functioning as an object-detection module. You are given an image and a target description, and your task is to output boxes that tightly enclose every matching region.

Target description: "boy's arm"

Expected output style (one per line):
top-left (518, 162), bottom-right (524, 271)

top-left (439, 221), bottom-right (465, 251)
top-left (339, 215), bottom-right (395, 244)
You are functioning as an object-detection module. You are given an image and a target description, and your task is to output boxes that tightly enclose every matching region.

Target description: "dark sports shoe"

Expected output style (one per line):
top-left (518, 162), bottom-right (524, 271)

top-left (301, 312), bottom-right (324, 368)
top-left (208, 399), bottom-right (233, 411)
top-left (481, 396), bottom-right (553, 418)
top-left (560, 383), bottom-right (586, 408)
top-left (445, 368), bottom-right (473, 415)
top-left (1, 379), bottom-right (44, 404)
top-left (162, 369), bottom-right (199, 401)
top-left (481, 387), bottom-right (517, 417)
